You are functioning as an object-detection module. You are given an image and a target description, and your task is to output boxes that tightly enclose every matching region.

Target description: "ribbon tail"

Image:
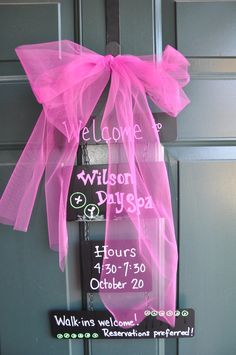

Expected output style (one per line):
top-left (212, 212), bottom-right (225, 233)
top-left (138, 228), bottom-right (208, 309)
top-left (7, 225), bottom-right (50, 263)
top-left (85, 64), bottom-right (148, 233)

top-left (43, 70), bottom-right (111, 271)
top-left (100, 67), bottom-right (178, 327)
top-left (44, 127), bottom-right (78, 271)
top-left (0, 111), bottom-right (48, 231)
top-left (131, 83), bottom-right (178, 326)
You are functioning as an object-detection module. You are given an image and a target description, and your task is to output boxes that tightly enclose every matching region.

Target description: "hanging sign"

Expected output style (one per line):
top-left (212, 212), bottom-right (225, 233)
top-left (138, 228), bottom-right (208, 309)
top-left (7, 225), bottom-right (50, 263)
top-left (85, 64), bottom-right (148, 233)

top-left (49, 309), bottom-right (194, 340)
top-left (79, 113), bottom-right (177, 145)
top-left (67, 164), bottom-right (156, 222)
top-left (80, 240), bottom-right (152, 293)
top-left (67, 165), bottom-right (107, 221)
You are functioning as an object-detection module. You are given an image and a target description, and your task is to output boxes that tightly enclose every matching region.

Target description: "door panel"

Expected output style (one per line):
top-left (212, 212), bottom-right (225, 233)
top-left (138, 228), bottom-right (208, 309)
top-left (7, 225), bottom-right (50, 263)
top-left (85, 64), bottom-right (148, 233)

top-left (177, 2), bottom-right (236, 56)
top-left (0, 4), bottom-right (59, 61)
top-left (82, 0), bottom-right (156, 55)
top-left (0, 0), bottom-right (74, 75)
top-left (179, 160), bottom-right (236, 355)
top-left (178, 79), bottom-right (236, 140)
top-left (0, 1), bottom-right (77, 354)
top-left (0, 163), bottom-right (69, 354)
top-left (174, 1), bottom-right (236, 354)
top-left (120, 0), bottom-right (154, 54)
top-left (0, 79), bottom-right (40, 144)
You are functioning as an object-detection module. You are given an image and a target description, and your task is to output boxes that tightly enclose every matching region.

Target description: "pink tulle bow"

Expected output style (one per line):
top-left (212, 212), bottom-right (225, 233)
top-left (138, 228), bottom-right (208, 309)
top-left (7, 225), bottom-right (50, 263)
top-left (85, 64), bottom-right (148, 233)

top-left (0, 40), bottom-right (190, 327)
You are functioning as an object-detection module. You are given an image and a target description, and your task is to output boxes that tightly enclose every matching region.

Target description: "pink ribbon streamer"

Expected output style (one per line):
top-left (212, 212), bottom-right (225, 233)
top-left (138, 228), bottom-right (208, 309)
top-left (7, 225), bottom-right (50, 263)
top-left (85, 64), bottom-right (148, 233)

top-left (0, 40), bottom-right (190, 327)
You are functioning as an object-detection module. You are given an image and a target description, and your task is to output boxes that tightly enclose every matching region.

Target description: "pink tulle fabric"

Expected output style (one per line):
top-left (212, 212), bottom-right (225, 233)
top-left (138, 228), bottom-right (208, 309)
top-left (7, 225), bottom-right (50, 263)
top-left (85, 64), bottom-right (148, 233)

top-left (0, 40), bottom-right (190, 327)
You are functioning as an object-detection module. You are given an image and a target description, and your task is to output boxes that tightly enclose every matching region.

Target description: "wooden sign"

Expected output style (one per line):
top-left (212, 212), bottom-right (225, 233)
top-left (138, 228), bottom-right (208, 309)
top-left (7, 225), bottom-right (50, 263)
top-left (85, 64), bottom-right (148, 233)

top-left (49, 309), bottom-right (194, 340)
top-left (80, 240), bottom-right (152, 293)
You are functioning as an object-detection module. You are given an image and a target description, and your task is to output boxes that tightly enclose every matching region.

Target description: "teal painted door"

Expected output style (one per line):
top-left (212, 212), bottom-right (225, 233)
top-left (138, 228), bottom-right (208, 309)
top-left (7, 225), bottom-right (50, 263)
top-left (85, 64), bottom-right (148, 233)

top-left (1, 1), bottom-right (236, 354)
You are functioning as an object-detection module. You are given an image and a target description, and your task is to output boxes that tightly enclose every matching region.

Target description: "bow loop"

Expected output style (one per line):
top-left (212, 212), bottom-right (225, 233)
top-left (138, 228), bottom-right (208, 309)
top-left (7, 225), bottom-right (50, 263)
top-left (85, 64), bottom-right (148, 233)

top-left (144, 45), bottom-right (190, 116)
top-left (16, 40), bottom-right (106, 103)
top-left (162, 45), bottom-right (190, 87)
top-left (118, 46), bottom-right (190, 117)
top-left (16, 41), bottom-right (111, 140)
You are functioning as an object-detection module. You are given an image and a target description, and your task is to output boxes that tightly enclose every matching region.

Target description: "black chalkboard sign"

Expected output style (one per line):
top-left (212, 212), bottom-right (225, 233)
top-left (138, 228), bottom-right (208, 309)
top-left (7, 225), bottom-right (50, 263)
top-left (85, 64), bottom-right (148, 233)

top-left (67, 163), bottom-right (162, 222)
top-left (67, 165), bottom-right (107, 221)
top-left (81, 240), bottom-right (152, 293)
top-left (79, 113), bottom-right (177, 145)
top-left (49, 309), bottom-right (194, 340)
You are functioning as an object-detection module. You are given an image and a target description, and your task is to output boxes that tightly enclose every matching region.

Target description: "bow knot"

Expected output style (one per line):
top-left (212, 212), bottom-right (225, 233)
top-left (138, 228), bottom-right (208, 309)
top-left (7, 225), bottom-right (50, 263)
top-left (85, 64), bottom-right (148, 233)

top-left (104, 54), bottom-right (114, 69)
